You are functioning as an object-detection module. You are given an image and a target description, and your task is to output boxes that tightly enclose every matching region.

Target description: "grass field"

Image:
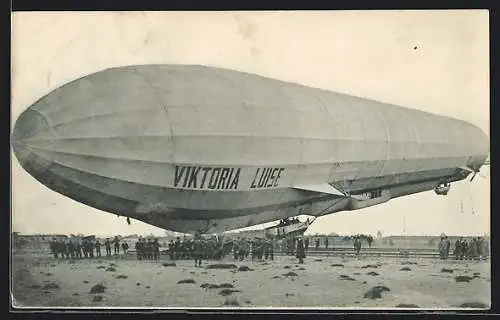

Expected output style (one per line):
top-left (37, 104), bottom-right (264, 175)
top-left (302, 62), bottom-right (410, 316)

top-left (11, 251), bottom-right (490, 309)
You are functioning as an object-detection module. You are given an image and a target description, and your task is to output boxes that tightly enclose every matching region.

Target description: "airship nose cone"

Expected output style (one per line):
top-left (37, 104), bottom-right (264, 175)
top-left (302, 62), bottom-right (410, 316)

top-left (12, 109), bottom-right (54, 176)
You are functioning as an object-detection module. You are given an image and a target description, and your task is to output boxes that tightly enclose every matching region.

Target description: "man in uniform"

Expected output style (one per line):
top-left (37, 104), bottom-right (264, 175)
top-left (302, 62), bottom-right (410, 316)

top-left (296, 237), bottom-right (306, 264)
top-left (122, 241), bottom-right (129, 256)
top-left (105, 239), bottom-right (112, 256)
top-left (135, 238), bottom-right (142, 260)
top-left (354, 236), bottom-right (362, 257)
top-left (454, 238), bottom-right (461, 260)
top-left (192, 236), bottom-right (204, 267)
top-left (74, 240), bottom-right (82, 259)
top-left (233, 239), bottom-right (239, 261)
top-left (87, 240), bottom-right (94, 258)
top-left (153, 239), bottom-right (160, 261)
top-left (113, 236), bottom-right (120, 256)
top-left (67, 240), bottom-right (75, 259)
top-left (444, 236), bottom-right (451, 260)
top-left (324, 237), bottom-right (329, 250)
top-left (438, 236), bottom-right (446, 260)
top-left (95, 239), bottom-right (101, 257)
top-left (50, 238), bottom-right (58, 259)
top-left (82, 239), bottom-right (89, 258)
top-left (315, 238), bottom-right (320, 251)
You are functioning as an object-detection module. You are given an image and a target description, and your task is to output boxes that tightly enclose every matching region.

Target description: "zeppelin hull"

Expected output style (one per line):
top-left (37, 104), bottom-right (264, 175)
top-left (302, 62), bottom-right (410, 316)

top-left (12, 65), bottom-right (489, 233)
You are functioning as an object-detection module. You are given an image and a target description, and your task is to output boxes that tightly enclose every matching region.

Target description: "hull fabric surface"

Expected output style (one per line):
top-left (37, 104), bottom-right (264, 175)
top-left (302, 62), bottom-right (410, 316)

top-left (12, 65), bottom-right (489, 234)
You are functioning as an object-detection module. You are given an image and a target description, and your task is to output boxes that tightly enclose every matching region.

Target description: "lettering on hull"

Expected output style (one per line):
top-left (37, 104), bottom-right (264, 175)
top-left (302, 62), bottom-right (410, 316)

top-left (250, 167), bottom-right (285, 189)
top-left (173, 166), bottom-right (285, 190)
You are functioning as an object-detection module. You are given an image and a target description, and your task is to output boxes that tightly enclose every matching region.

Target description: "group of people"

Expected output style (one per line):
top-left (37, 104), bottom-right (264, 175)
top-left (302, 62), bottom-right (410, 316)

top-left (49, 236), bottom-right (129, 259)
top-left (438, 236), bottom-right (489, 261)
top-left (231, 237), bottom-right (274, 261)
top-left (277, 217), bottom-right (302, 227)
top-left (134, 237), bottom-right (160, 261)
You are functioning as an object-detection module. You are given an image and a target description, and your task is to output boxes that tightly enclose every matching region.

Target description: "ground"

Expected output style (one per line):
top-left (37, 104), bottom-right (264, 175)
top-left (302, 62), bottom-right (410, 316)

top-left (11, 252), bottom-right (490, 309)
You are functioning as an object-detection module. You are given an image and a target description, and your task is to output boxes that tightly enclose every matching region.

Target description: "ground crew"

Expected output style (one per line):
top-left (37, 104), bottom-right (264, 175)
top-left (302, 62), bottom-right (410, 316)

top-left (354, 236), bottom-right (361, 257)
top-left (147, 239), bottom-right (154, 260)
top-left (324, 237), bottom-right (329, 249)
top-left (153, 239), bottom-right (160, 261)
top-left (105, 239), bottom-right (112, 256)
top-left (304, 237), bottom-right (309, 252)
top-left (75, 241), bottom-right (82, 259)
top-left (95, 240), bottom-right (101, 257)
top-left (88, 241), bottom-right (94, 258)
top-left (315, 238), bottom-right (320, 251)
top-left (454, 238), bottom-right (461, 260)
top-left (296, 237), bottom-right (306, 264)
top-left (438, 237), bottom-right (446, 259)
top-left (82, 240), bottom-right (89, 258)
top-left (113, 237), bottom-right (120, 255)
top-left (122, 241), bottom-right (129, 256)
top-left (444, 236), bottom-right (451, 260)
top-left (192, 237), bottom-right (204, 267)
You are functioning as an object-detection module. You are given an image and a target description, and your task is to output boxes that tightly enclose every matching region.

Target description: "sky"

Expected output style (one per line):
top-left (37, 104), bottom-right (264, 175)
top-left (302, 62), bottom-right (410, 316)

top-left (11, 10), bottom-right (490, 237)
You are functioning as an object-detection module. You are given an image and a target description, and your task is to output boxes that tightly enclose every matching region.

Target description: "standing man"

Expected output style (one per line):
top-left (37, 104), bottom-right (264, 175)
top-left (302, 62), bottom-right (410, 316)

top-left (113, 236), bottom-right (120, 256)
top-left (74, 241), bottom-right (82, 259)
top-left (354, 236), bottom-right (362, 257)
top-left (153, 239), bottom-right (160, 261)
top-left (122, 241), bottom-right (129, 256)
top-left (50, 238), bottom-right (58, 259)
top-left (192, 236), bottom-right (204, 267)
top-left (105, 239), bottom-right (112, 256)
top-left (315, 238), bottom-right (320, 251)
top-left (296, 237), bottom-right (306, 264)
top-left (454, 238), bottom-right (461, 260)
top-left (438, 236), bottom-right (446, 260)
top-left (88, 240), bottom-right (94, 258)
top-left (304, 237), bottom-right (310, 252)
top-left (95, 239), bottom-right (101, 258)
top-left (445, 236), bottom-right (451, 259)
top-left (82, 240), bottom-right (89, 258)
top-left (324, 237), bottom-right (329, 250)
top-left (367, 236), bottom-right (374, 248)
top-left (135, 238), bottom-right (142, 260)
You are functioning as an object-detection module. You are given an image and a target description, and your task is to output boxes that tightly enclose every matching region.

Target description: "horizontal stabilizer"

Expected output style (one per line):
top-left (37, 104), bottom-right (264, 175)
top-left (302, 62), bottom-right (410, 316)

top-left (293, 184), bottom-right (346, 197)
top-left (459, 166), bottom-right (475, 173)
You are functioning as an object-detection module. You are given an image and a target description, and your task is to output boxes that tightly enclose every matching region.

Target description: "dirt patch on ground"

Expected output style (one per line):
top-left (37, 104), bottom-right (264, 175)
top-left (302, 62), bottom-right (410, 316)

top-left (205, 264), bottom-right (237, 270)
top-left (177, 279), bottom-right (196, 284)
top-left (364, 286), bottom-right (390, 299)
top-left (395, 303), bottom-right (419, 308)
top-left (238, 266), bottom-right (253, 272)
top-left (459, 302), bottom-right (488, 308)
top-left (162, 262), bottom-right (176, 267)
top-left (90, 284), bottom-right (106, 294)
top-left (283, 272), bottom-right (298, 277)
top-left (455, 276), bottom-right (474, 283)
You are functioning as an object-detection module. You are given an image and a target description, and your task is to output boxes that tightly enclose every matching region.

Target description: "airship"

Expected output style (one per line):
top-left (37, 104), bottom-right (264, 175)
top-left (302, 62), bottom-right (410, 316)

top-left (12, 65), bottom-right (489, 234)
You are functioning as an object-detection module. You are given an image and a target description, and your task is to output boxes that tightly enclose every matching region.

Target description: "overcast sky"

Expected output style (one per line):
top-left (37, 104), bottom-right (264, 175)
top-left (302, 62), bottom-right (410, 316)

top-left (11, 10), bottom-right (490, 237)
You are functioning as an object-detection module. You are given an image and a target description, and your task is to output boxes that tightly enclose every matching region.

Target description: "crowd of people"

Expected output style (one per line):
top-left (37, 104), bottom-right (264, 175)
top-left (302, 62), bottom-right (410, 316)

top-left (438, 236), bottom-right (489, 260)
top-left (49, 236), bottom-right (130, 259)
top-left (134, 237), bottom-right (160, 261)
top-left (48, 232), bottom-right (488, 265)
